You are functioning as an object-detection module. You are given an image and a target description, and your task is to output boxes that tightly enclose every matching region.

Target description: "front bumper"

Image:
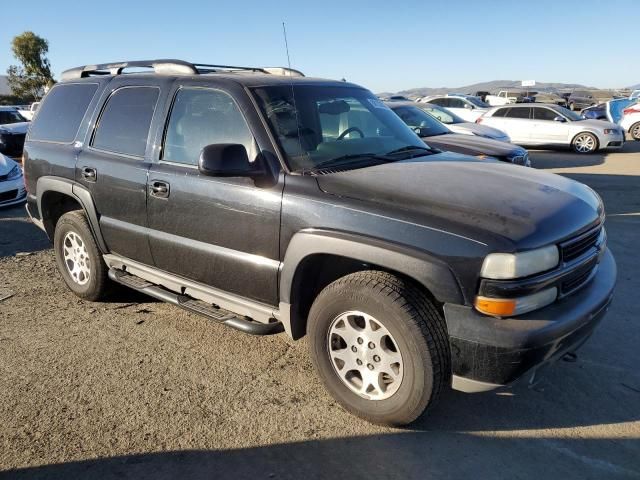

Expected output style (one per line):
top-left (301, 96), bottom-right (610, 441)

top-left (445, 248), bottom-right (616, 392)
top-left (601, 132), bottom-right (625, 149)
top-left (0, 177), bottom-right (27, 208)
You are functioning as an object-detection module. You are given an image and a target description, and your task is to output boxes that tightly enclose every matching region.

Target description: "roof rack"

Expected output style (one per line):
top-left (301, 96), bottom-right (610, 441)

top-left (61, 59), bottom-right (304, 81)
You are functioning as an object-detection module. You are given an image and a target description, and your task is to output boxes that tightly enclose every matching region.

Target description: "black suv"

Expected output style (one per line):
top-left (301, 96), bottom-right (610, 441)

top-left (24, 60), bottom-right (616, 426)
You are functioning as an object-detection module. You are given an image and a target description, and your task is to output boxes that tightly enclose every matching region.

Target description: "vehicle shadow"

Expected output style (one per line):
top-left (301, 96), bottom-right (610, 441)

top-left (530, 139), bottom-right (640, 170)
top-left (0, 206), bottom-right (50, 258)
top-left (2, 434), bottom-right (638, 479)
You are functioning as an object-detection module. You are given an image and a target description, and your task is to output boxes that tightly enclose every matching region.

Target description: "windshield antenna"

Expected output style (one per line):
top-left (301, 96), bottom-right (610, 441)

top-left (281, 22), bottom-right (306, 170)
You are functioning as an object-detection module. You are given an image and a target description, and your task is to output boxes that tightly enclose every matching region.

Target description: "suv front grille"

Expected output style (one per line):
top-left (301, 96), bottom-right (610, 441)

top-left (560, 225), bottom-right (602, 263)
top-left (560, 256), bottom-right (598, 296)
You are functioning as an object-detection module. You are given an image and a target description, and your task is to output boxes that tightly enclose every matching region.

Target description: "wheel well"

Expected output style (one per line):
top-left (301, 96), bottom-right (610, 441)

top-left (40, 191), bottom-right (83, 238)
top-left (287, 254), bottom-right (441, 340)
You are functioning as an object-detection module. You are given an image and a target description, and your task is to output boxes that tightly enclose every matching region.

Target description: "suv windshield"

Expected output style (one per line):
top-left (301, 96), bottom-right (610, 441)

top-left (252, 85), bottom-right (429, 172)
top-left (551, 105), bottom-right (583, 121)
top-left (417, 104), bottom-right (465, 124)
top-left (390, 105), bottom-right (451, 137)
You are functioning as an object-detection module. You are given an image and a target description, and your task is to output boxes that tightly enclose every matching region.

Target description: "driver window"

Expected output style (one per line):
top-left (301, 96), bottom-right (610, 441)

top-left (448, 98), bottom-right (465, 108)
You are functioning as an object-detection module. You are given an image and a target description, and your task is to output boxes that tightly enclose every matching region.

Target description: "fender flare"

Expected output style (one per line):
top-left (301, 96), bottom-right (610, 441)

top-left (36, 176), bottom-right (108, 252)
top-left (278, 229), bottom-right (465, 337)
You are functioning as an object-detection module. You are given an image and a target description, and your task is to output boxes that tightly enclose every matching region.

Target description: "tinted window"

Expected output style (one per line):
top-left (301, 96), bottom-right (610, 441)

top-left (0, 110), bottom-right (26, 124)
top-left (504, 108), bottom-right (531, 119)
top-left (448, 98), bottom-right (466, 108)
top-left (492, 108), bottom-right (508, 117)
top-left (533, 107), bottom-right (559, 121)
top-left (429, 98), bottom-right (448, 107)
top-left (92, 87), bottom-right (159, 157)
top-left (163, 89), bottom-right (253, 165)
top-left (392, 106), bottom-right (450, 137)
top-left (28, 83), bottom-right (98, 143)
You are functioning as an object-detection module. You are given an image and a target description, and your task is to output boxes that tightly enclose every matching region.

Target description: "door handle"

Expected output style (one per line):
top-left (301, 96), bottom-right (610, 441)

top-left (81, 167), bottom-right (97, 182)
top-left (149, 181), bottom-right (170, 199)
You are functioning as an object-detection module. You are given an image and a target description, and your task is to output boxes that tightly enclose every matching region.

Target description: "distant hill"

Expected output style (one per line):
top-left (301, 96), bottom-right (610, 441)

top-left (379, 80), bottom-right (593, 99)
top-left (628, 83), bottom-right (640, 90)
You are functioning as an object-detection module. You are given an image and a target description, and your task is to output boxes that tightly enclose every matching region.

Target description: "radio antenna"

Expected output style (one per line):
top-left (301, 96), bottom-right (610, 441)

top-left (282, 22), bottom-right (292, 75)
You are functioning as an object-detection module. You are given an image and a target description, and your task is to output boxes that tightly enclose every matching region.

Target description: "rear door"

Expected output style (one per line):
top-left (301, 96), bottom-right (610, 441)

top-left (76, 78), bottom-right (167, 265)
top-left (495, 107), bottom-right (531, 144)
top-left (531, 107), bottom-right (569, 144)
top-left (145, 82), bottom-right (283, 305)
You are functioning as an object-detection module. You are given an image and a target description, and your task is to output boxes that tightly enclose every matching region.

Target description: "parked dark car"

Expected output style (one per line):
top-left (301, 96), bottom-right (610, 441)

top-left (386, 101), bottom-right (530, 166)
top-left (24, 59), bottom-right (616, 426)
top-left (581, 103), bottom-right (607, 120)
top-left (565, 91), bottom-right (598, 111)
top-left (0, 107), bottom-right (29, 156)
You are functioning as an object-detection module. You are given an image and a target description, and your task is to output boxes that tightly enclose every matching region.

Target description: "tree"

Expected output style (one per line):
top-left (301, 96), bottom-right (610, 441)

top-left (7, 31), bottom-right (54, 101)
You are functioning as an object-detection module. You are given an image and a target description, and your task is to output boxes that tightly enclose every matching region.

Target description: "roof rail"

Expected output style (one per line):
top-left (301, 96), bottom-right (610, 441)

top-left (61, 59), bottom-right (305, 81)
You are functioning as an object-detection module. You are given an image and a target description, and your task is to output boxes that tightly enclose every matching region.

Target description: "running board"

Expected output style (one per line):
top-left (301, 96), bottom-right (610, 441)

top-left (108, 269), bottom-right (284, 336)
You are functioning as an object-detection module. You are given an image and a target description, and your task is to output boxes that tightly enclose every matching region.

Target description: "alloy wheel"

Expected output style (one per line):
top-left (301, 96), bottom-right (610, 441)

top-left (574, 134), bottom-right (596, 153)
top-left (62, 231), bottom-right (91, 285)
top-left (327, 311), bottom-right (404, 400)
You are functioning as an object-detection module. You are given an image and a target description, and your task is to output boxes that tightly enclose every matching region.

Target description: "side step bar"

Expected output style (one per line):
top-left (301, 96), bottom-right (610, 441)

top-left (108, 269), bottom-right (284, 336)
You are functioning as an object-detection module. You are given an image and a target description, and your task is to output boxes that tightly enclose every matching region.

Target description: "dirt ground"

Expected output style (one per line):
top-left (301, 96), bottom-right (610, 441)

top-left (1, 142), bottom-right (639, 479)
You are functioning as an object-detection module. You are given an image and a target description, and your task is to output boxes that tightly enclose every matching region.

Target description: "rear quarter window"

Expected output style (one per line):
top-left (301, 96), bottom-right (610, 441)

top-left (28, 83), bottom-right (99, 143)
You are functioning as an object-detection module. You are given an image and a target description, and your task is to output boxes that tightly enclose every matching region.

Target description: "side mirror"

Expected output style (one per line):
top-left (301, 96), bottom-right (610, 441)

top-left (412, 126), bottom-right (430, 137)
top-left (198, 143), bottom-right (262, 178)
top-left (464, 103), bottom-right (474, 110)
top-left (553, 116), bottom-right (567, 122)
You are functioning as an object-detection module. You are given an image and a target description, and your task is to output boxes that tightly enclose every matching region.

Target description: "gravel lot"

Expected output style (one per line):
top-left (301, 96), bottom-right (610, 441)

top-left (1, 142), bottom-right (639, 479)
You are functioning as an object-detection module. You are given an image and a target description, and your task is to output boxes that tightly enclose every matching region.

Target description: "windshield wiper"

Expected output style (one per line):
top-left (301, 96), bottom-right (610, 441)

top-left (385, 145), bottom-right (437, 156)
top-left (310, 153), bottom-right (394, 172)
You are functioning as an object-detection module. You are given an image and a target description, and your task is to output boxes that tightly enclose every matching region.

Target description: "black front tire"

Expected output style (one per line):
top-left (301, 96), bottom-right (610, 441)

top-left (53, 210), bottom-right (110, 301)
top-left (307, 271), bottom-right (450, 426)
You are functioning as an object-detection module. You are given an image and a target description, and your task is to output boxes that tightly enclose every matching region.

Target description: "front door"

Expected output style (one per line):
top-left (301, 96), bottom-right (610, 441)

top-left (146, 86), bottom-right (283, 305)
top-left (531, 107), bottom-right (570, 144)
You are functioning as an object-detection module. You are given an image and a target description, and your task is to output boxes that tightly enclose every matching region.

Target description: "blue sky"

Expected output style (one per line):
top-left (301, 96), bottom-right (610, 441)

top-left (1, 0), bottom-right (637, 92)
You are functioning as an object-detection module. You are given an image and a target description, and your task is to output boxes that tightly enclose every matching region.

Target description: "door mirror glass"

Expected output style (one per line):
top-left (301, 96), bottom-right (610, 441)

top-left (553, 116), bottom-right (567, 122)
top-left (464, 103), bottom-right (474, 110)
top-left (198, 143), bottom-right (261, 177)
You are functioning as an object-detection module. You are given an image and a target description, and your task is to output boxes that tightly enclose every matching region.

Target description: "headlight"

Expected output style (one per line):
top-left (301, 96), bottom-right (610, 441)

top-left (480, 245), bottom-right (559, 280)
top-left (476, 287), bottom-right (557, 316)
top-left (6, 165), bottom-right (22, 180)
top-left (603, 129), bottom-right (619, 135)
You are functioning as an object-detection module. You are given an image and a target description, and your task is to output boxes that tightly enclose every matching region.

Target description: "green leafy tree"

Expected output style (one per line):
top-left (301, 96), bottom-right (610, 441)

top-left (6, 31), bottom-right (54, 101)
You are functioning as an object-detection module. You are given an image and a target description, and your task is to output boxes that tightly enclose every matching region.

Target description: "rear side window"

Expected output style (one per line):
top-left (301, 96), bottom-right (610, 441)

top-left (162, 88), bottom-right (253, 166)
top-left (504, 108), bottom-right (531, 119)
top-left (92, 87), bottom-right (159, 157)
top-left (28, 83), bottom-right (98, 143)
top-left (492, 108), bottom-right (508, 117)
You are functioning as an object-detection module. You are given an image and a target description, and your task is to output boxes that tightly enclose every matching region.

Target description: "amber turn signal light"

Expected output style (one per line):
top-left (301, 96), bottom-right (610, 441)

top-left (475, 297), bottom-right (517, 316)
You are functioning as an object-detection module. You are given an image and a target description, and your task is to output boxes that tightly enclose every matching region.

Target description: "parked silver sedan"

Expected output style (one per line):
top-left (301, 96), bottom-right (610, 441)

top-left (478, 104), bottom-right (625, 154)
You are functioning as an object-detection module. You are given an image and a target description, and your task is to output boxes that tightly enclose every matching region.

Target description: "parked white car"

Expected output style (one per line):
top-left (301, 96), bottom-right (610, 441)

top-left (18, 102), bottom-right (40, 121)
top-left (415, 103), bottom-right (511, 142)
top-left (620, 102), bottom-right (640, 140)
top-left (419, 94), bottom-right (490, 122)
top-left (0, 107), bottom-right (30, 155)
top-left (0, 154), bottom-right (26, 207)
top-left (478, 104), bottom-right (625, 153)
top-left (485, 91), bottom-right (518, 106)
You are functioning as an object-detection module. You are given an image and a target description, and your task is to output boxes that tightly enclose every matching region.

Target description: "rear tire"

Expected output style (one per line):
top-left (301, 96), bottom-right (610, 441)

top-left (307, 271), bottom-right (450, 426)
top-left (53, 210), bottom-right (110, 301)
top-left (630, 122), bottom-right (640, 141)
top-left (572, 132), bottom-right (598, 154)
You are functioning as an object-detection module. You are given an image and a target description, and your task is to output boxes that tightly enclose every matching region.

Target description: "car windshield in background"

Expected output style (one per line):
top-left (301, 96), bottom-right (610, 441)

top-left (552, 106), bottom-right (584, 121)
top-left (466, 96), bottom-right (490, 108)
top-left (418, 104), bottom-right (465, 124)
top-left (390, 106), bottom-right (451, 137)
top-left (0, 110), bottom-right (26, 124)
top-left (251, 85), bottom-right (428, 172)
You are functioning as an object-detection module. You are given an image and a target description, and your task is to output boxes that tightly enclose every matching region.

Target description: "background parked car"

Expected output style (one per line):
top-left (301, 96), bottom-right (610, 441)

top-left (0, 107), bottom-right (30, 156)
top-left (415, 102), bottom-right (511, 142)
top-left (18, 102), bottom-right (40, 121)
top-left (620, 102), bottom-right (640, 140)
top-left (478, 104), bottom-right (625, 153)
top-left (387, 101), bottom-right (530, 166)
top-left (419, 94), bottom-right (490, 122)
top-left (0, 153), bottom-right (26, 207)
top-left (565, 90), bottom-right (598, 111)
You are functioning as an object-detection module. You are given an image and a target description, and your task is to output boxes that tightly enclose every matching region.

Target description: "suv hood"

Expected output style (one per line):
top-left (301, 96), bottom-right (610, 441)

top-left (316, 154), bottom-right (602, 249)
top-left (448, 122), bottom-right (509, 140)
top-left (0, 122), bottom-right (29, 135)
top-left (424, 133), bottom-right (522, 157)
top-left (0, 154), bottom-right (18, 175)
